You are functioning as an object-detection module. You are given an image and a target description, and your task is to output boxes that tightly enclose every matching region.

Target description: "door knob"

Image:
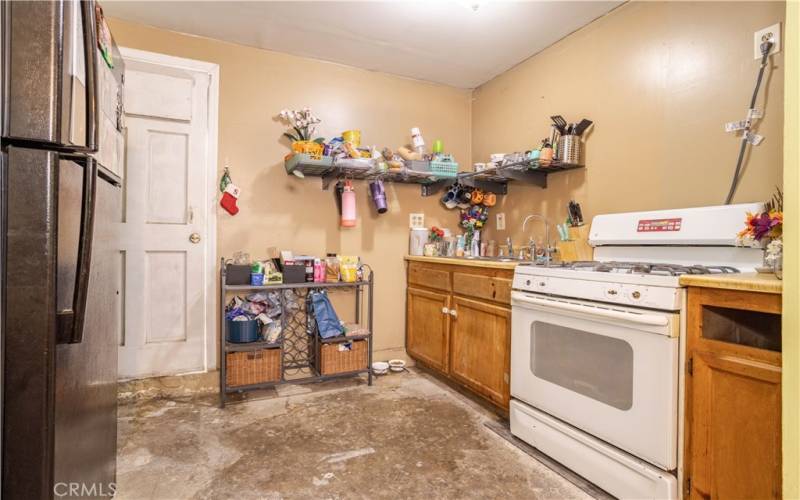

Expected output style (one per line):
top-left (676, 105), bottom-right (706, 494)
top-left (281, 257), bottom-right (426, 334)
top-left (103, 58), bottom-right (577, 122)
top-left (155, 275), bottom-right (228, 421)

top-left (189, 232), bottom-right (201, 244)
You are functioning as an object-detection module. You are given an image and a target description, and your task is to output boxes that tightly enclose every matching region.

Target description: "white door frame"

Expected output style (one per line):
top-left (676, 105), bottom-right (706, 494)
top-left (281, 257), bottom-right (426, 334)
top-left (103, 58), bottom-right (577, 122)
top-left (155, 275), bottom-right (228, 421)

top-left (120, 47), bottom-right (220, 372)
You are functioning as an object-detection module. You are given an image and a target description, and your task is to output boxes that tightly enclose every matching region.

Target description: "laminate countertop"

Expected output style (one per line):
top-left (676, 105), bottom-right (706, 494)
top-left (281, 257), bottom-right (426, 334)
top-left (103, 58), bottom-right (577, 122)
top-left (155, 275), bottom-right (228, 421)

top-left (679, 272), bottom-right (783, 295)
top-left (405, 255), bottom-right (520, 270)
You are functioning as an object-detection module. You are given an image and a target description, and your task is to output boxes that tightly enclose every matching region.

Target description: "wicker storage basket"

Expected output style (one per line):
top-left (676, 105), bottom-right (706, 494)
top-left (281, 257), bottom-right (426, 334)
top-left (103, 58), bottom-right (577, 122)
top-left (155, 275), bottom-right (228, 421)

top-left (317, 340), bottom-right (368, 375)
top-left (226, 348), bottom-right (281, 387)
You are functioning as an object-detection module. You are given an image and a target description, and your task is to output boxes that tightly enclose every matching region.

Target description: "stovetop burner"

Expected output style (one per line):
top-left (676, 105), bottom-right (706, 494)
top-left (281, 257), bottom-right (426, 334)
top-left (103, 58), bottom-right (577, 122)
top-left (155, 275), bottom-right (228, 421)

top-left (562, 261), bottom-right (740, 277)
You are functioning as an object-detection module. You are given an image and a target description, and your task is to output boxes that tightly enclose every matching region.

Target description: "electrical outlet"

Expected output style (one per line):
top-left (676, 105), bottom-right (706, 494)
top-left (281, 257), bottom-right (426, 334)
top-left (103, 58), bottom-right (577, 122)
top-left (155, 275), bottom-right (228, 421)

top-left (409, 213), bottom-right (425, 229)
top-left (496, 213), bottom-right (506, 231)
top-left (754, 23), bottom-right (781, 59)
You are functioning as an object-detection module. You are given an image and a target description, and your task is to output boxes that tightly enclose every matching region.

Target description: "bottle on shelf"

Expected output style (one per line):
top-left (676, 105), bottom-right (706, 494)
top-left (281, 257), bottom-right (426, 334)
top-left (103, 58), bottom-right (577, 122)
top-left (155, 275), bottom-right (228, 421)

top-left (411, 127), bottom-right (426, 156)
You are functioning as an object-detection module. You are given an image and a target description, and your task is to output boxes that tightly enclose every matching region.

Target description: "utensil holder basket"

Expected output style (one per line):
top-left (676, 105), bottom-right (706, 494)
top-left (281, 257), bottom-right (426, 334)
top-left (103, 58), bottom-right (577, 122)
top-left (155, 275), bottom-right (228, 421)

top-left (226, 348), bottom-right (281, 387)
top-left (557, 135), bottom-right (583, 166)
top-left (317, 340), bottom-right (368, 375)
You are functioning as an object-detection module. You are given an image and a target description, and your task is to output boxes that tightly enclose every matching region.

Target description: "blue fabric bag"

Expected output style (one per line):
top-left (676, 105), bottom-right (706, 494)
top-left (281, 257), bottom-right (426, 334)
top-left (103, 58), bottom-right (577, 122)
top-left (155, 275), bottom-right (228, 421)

top-left (310, 291), bottom-right (345, 339)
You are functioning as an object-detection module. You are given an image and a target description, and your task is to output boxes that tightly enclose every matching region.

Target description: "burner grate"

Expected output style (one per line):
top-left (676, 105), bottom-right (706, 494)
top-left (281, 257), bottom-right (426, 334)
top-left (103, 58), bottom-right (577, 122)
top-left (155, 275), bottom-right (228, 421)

top-left (563, 261), bottom-right (740, 276)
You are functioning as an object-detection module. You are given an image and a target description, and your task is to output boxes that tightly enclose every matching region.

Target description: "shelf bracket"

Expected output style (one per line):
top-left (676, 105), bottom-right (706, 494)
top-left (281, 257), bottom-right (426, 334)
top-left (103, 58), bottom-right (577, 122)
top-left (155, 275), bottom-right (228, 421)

top-left (501, 169), bottom-right (547, 189)
top-left (458, 177), bottom-right (509, 195)
top-left (420, 179), bottom-right (456, 197)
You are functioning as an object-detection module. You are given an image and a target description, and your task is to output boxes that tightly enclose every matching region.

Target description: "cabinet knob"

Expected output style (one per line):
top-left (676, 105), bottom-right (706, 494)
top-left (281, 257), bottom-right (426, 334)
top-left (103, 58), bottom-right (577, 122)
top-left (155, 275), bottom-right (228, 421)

top-left (449, 309), bottom-right (458, 318)
top-left (442, 307), bottom-right (449, 314)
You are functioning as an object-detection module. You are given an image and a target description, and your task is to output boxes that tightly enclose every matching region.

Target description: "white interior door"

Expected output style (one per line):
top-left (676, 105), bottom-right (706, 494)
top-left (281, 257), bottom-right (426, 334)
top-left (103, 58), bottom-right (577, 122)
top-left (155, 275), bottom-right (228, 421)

top-left (118, 48), bottom-right (218, 379)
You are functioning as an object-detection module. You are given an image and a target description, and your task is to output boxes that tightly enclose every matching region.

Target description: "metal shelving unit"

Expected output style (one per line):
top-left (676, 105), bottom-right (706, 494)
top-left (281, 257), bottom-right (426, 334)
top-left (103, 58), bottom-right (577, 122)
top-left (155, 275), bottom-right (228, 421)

top-left (285, 154), bottom-right (584, 196)
top-left (219, 259), bottom-right (374, 407)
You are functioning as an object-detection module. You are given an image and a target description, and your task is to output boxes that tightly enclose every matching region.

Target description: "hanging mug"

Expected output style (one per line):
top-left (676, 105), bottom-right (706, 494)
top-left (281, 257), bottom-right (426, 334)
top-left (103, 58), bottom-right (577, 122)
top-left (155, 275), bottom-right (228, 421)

top-left (483, 192), bottom-right (497, 207)
top-left (471, 189), bottom-right (485, 205)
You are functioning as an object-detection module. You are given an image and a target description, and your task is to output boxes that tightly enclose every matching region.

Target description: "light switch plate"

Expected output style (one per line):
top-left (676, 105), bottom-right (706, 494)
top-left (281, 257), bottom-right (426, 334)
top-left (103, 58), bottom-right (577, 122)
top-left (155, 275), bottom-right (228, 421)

top-left (754, 23), bottom-right (781, 59)
top-left (496, 213), bottom-right (506, 231)
top-left (409, 213), bottom-right (425, 229)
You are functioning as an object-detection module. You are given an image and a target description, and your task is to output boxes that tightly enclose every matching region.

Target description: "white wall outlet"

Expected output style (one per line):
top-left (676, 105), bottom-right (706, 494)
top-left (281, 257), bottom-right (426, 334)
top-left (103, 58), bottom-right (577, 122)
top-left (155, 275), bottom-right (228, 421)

top-left (409, 213), bottom-right (425, 229)
top-left (496, 213), bottom-right (506, 231)
top-left (754, 23), bottom-right (781, 59)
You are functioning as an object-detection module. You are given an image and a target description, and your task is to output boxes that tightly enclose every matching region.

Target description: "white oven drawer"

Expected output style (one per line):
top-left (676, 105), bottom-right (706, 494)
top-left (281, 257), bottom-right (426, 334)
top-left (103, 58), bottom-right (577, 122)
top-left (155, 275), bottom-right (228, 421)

top-left (510, 291), bottom-right (679, 470)
top-left (510, 400), bottom-right (678, 499)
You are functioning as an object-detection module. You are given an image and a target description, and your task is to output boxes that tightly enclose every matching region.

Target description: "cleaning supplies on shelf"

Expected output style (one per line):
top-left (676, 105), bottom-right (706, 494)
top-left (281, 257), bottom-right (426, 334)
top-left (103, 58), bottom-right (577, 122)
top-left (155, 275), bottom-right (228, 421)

top-left (341, 180), bottom-right (356, 227)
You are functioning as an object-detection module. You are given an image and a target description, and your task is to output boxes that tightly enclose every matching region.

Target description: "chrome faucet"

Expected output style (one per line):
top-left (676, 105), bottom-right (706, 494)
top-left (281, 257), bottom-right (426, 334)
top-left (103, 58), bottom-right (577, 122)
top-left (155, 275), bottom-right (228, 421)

top-left (506, 237), bottom-right (514, 258)
top-left (522, 214), bottom-right (552, 266)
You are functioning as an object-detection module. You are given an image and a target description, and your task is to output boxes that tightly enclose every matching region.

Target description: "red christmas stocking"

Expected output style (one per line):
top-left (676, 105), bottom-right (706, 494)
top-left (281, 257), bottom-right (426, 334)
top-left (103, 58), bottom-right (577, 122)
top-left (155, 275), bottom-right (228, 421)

top-left (220, 183), bottom-right (240, 215)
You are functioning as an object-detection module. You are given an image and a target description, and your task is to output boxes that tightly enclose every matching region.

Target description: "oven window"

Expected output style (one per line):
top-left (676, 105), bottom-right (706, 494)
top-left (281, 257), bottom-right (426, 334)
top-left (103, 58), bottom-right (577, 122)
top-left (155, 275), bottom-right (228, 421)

top-left (531, 321), bottom-right (634, 411)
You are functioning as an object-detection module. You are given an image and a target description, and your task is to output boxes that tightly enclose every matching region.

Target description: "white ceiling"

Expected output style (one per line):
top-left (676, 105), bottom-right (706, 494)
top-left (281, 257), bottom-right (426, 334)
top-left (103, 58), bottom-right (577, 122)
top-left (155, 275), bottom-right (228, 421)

top-left (104, 1), bottom-right (622, 89)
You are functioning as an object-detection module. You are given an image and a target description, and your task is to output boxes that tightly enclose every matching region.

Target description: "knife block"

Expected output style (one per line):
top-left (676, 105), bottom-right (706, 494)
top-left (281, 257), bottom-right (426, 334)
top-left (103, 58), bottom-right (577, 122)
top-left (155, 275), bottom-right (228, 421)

top-left (556, 225), bottom-right (593, 262)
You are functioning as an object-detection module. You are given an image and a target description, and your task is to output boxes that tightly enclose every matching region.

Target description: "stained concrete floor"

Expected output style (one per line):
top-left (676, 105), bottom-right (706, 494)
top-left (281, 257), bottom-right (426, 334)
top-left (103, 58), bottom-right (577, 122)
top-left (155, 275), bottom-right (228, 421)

top-left (117, 369), bottom-right (594, 499)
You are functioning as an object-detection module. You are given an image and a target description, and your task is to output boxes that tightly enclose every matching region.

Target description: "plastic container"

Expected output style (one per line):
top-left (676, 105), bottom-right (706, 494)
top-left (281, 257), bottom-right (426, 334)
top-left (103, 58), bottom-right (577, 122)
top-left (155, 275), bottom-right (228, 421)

top-left (341, 180), bottom-right (356, 227)
top-left (411, 127), bottom-right (425, 156)
top-left (226, 264), bottom-right (251, 285)
top-left (250, 273), bottom-right (265, 286)
top-left (226, 319), bottom-right (260, 343)
top-left (429, 159), bottom-right (459, 178)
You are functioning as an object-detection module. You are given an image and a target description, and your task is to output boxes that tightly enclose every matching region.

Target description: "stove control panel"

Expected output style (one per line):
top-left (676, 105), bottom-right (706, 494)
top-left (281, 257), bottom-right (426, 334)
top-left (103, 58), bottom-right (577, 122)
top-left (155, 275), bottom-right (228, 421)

top-left (512, 274), bottom-right (682, 310)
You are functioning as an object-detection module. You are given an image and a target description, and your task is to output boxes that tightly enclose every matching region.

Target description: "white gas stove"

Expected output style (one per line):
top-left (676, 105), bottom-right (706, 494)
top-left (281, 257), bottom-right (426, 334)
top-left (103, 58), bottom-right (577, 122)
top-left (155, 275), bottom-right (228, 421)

top-left (509, 203), bottom-right (764, 500)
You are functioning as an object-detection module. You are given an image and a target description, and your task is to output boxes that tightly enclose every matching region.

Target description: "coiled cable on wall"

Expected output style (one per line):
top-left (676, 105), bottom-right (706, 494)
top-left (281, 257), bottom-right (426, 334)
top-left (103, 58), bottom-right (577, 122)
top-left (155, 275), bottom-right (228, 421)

top-left (724, 40), bottom-right (774, 205)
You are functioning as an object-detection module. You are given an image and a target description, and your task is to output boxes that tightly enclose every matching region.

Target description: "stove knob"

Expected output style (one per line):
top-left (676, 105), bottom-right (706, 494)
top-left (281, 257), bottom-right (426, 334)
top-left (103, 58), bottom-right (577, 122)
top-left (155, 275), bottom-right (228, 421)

top-left (539, 281), bottom-right (546, 287)
top-left (607, 289), bottom-right (618, 296)
top-left (632, 291), bottom-right (641, 300)
top-left (526, 279), bottom-right (531, 286)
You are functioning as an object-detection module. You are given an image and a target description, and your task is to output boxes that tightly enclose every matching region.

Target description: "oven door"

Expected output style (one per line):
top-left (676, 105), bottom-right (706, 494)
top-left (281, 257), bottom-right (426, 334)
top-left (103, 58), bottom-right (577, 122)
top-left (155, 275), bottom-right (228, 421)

top-left (510, 290), bottom-right (679, 470)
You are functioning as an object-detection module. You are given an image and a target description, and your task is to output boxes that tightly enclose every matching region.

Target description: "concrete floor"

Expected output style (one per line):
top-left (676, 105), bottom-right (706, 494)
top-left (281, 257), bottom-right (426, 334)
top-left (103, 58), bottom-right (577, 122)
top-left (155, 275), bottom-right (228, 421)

top-left (117, 370), bottom-right (593, 499)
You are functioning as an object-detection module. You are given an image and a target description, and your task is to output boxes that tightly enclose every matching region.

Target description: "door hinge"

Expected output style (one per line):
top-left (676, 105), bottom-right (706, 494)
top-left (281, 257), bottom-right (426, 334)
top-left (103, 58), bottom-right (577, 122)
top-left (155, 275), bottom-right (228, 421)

top-left (687, 356), bottom-right (693, 376)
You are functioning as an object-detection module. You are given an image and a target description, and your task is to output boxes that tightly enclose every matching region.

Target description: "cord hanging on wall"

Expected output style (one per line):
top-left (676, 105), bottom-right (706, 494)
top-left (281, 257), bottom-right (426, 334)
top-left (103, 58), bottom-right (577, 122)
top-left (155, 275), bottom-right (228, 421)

top-left (723, 40), bottom-right (774, 205)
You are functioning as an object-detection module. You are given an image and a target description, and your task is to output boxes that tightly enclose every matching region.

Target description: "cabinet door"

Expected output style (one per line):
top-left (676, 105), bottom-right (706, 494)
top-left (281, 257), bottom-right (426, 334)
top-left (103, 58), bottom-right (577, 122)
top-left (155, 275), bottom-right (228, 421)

top-left (449, 296), bottom-right (511, 408)
top-left (406, 287), bottom-right (450, 373)
top-left (688, 350), bottom-right (781, 499)
top-left (684, 287), bottom-right (782, 500)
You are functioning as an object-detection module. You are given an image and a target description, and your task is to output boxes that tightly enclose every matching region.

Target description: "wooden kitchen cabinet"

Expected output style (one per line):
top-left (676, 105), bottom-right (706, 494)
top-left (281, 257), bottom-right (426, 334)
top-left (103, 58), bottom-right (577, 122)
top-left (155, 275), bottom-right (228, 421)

top-left (406, 287), bottom-right (451, 374)
top-left (683, 285), bottom-right (782, 500)
top-left (449, 296), bottom-right (511, 407)
top-left (405, 258), bottom-right (514, 411)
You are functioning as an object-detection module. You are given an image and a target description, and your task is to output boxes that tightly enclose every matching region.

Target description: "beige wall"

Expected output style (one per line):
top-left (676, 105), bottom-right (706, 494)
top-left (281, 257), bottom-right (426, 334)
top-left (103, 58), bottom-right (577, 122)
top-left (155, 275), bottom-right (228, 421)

top-left (110, 1), bottom-right (787, 361)
top-left (108, 19), bottom-right (472, 359)
top-left (472, 1), bottom-right (785, 246)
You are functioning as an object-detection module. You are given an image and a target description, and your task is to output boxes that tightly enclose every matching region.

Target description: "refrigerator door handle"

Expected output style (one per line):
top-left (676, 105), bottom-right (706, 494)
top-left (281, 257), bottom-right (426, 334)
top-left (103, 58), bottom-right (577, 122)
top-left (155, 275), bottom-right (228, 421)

top-left (81, 0), bottom-right (99, 151)
top-left (57, 157), bottom-right (97, 344)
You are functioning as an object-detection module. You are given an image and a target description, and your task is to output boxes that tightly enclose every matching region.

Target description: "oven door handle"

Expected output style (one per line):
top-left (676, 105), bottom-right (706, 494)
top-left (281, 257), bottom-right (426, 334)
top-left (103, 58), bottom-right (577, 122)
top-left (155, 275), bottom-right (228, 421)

top-left (511, 292), bottom-right (669, 327)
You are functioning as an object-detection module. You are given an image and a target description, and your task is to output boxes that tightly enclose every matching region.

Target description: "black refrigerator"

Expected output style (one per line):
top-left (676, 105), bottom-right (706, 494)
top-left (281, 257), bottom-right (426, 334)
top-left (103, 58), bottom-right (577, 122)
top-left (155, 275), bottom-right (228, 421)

top-left (1, 1), bottom-right (125, 498)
